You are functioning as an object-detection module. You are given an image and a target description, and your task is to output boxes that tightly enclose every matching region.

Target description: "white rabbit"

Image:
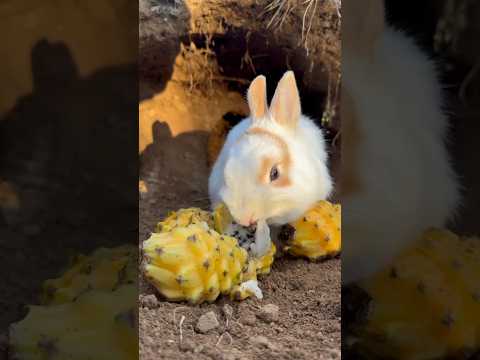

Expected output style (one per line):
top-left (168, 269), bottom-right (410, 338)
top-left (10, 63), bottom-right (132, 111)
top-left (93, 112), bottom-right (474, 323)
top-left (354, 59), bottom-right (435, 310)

top-left (208, 71), bottom-right (333, 256)
top-left (341, 0), bottom-right (460, 284)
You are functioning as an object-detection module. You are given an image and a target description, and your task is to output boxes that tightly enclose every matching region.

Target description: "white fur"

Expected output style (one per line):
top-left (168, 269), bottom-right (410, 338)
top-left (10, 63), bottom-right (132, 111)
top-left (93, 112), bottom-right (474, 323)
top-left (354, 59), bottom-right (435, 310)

top-left (341, 27), bottom-right (460, 283)
top-left (209, 112), bottom-right (332, 228)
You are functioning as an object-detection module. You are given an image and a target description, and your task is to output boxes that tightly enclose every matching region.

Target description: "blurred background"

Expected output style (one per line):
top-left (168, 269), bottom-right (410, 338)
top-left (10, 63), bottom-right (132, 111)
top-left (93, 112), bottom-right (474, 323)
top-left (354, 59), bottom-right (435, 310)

top-left (385, 0), bottom-right (480, 236)
top-left (0, 0), bottom-right (137, 342)
top-left (343, 1), bottom-right (480, 359)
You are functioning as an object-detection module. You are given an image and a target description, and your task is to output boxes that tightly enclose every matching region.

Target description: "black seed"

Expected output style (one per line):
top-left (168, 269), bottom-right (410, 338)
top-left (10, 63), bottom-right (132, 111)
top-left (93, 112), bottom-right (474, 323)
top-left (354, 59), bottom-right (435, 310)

top-left (155, 247), bottom-right (163, 255)
top-left (187, 235), bottom-right (197, 242)
top-left (223, 270), bottom-right (228, 277)
top-left (176, 275), bottom-right (185, 284)
top-left (229, 251), bottom-right (234, 257)
top-left (203, 260), bottom-right (210, 269)
top-left (315, 223), bottom-right (320, 229)
top-left (325, 235), bottom-right (330, 242)
top-left (209, 287), bottom-right (214, 293)
top-left (215, 246), bottom-right (220, 252)
top-left (220, 236), bottom-right (224, 241)
top-left (304, 217), bottom-right (308, 222)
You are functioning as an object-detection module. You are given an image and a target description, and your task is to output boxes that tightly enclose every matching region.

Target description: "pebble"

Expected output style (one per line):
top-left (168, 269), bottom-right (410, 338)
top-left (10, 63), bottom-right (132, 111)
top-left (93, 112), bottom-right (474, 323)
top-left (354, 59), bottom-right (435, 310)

top-left (140, 294), bottom-right (158, 309)
top-left (179, 339), bottom-right (196, 352)
top-left (257, 304), bottom-right (279, 323)
top-left (195, 311), bottom-right (219, 333)
top-left (249, 335), bottom-right (277, 350)
top-left (238, 310), bottom-right (256, 326)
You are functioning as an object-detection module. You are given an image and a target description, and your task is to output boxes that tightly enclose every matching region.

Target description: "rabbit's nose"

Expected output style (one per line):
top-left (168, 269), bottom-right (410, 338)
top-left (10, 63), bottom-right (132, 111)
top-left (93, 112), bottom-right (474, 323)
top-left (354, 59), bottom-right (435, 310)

top-left (238, 216), bottom-right (256, 227)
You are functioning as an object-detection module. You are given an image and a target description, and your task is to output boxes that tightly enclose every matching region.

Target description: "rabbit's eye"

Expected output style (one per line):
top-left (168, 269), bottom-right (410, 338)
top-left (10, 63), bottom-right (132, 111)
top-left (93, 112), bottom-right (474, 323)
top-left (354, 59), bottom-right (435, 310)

top-left (270, 166), bottom-right (280, 182)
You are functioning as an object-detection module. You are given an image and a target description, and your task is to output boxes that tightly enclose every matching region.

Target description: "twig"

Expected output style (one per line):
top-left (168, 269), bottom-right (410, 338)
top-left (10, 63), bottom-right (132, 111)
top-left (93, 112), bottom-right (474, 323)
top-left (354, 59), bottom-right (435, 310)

top-left (211, 76), bottom-right (250, 85)
top-left (172, 306), bottom-right (188, 324)
top-left (179, 315), bottom-right (186, 343)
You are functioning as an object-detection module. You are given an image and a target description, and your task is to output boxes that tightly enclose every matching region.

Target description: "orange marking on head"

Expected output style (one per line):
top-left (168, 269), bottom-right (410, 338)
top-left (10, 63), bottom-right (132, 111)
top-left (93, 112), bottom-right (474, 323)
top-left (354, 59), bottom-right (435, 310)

top-left (244, 127), bottom-right (292, 187)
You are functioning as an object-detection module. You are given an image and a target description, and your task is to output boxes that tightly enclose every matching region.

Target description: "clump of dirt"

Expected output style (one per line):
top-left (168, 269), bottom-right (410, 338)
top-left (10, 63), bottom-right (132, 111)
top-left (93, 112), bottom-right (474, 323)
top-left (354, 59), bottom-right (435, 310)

top-left (139, 0), bottom-right (341, 359)
top-left (140, 257), bottom-right (341, 360)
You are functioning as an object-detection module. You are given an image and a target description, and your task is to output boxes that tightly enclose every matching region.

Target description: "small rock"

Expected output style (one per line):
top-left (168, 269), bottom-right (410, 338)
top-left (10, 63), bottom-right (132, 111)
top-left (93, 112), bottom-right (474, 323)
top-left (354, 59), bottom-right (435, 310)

top-left (250, 336), bottom-right (277, 350)
top-left (239, 310), bottom-right (256, 326)
top-left (193, 344), bottom-right (204, 353)
top-left (196, 311), bottom-right (219, 333)
top-left (179, 339), bottom-right (196, 352)
top-left (257, 304), bottom-right (279, 323)
top-left (140, 294), bottom-right (158, 309)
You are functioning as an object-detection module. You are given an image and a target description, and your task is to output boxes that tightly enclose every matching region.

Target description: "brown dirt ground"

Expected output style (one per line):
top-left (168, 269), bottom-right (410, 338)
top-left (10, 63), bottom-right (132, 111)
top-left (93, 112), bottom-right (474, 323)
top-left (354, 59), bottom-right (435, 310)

top-left (139, 1), bottom-right (341, 359)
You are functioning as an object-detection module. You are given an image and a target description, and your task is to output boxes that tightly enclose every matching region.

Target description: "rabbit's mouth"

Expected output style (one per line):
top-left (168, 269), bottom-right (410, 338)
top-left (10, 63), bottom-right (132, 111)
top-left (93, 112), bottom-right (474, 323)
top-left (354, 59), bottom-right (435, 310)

top-left (231, 219), bottom-right (257, 232)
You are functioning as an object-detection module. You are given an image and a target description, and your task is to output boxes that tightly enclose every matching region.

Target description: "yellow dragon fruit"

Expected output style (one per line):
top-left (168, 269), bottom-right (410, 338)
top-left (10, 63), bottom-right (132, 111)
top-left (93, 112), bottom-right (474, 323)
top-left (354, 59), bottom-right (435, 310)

top-left (42, 245), bottom-right (136, 305)
top-left (9, 245), bottom-right (138, 360)
top-left (283, 200), bottom-right (341, 260)
top-left (143, 203), bottom-right (276, 304)
top-left (155, 208), bottom-right (213, 233)
top-left (355, 228), bottom-right (480, 360)
top-left (142, 201), bottom-right (341, 304)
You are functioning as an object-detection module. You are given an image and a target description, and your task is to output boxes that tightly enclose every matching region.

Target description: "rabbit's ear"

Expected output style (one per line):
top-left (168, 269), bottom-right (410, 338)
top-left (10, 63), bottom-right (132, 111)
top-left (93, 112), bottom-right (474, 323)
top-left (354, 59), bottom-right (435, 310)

top-left (247, 75), bottom-right (268, 121)
top-left (269, 71), bottom-right (301, 130)
top-left (343, 0), bottom-right (385, 61)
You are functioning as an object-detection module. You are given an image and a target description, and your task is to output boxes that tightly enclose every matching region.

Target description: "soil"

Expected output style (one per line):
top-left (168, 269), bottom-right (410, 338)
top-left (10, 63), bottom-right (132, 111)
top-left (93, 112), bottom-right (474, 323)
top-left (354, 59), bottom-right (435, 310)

top-left (139, 1), bottom-right (342, 359)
